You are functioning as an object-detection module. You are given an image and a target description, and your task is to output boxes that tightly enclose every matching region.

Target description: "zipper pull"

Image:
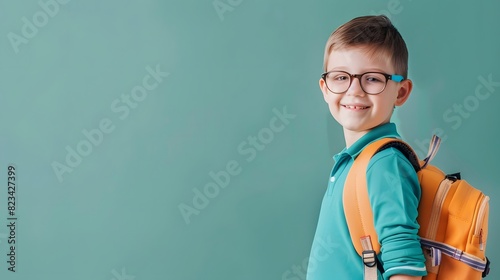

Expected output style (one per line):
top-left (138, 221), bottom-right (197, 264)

top-left (479, 229), bottom-right (484, 251)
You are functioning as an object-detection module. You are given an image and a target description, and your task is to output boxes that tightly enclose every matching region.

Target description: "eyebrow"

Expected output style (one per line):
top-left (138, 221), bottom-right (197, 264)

top-left (327, 67), bottom-right (393, 73)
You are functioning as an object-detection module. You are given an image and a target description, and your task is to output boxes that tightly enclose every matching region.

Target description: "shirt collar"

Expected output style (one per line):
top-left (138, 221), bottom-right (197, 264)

top-left (333, 122), bottom-right (401, 161)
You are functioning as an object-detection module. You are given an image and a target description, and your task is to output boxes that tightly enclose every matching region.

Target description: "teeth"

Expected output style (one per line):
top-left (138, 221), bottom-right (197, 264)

top-left (344, 105), bottom-right (368, 109)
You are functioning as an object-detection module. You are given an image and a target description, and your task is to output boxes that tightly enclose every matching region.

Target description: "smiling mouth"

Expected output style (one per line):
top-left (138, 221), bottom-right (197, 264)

top-left (342, 105), bottom-right (370, 110)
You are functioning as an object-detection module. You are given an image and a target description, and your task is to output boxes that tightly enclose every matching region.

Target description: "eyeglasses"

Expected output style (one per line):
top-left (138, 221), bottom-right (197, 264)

top-left (321, 70), bottom-right (404, 95)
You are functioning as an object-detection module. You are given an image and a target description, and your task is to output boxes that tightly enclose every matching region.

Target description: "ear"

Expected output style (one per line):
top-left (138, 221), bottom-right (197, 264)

top-left (319, 78), bottom-right (329, 103)
top-left (394, 79), bottom-right (413, 106)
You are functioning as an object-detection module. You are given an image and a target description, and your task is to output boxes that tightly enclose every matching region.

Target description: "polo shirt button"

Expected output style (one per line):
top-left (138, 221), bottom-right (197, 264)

top-left (330, 176), bottom-right (336, 182)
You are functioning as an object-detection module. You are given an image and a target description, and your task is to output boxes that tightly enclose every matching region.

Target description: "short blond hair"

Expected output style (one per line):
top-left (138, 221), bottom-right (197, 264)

top-left (323, 15), bottom-right (409, 78)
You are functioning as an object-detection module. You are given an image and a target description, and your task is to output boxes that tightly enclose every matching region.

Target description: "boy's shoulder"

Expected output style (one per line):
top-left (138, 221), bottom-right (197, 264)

top-left (365, 145), bottom-right (417, 175)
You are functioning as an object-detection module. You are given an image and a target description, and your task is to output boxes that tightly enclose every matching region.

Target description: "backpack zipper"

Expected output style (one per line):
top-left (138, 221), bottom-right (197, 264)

top-left (425, 178), bottom-right (453, 239)
top-left (475, 195), bottom-right (490, 251)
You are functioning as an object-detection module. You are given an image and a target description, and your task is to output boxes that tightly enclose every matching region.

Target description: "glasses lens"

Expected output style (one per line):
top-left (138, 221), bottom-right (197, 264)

top-left (360, 72), bottom-right (387, 94)
top-left (324, 71), bottom-right (351, 93)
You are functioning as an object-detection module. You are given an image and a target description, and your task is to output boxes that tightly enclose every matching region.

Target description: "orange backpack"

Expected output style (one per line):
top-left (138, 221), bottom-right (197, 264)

top-left (344, 136), bottom-right (490, 280)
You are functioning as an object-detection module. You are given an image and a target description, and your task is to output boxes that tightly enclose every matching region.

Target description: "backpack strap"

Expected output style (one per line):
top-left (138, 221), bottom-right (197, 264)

top-left (422, 135), bottom-right (441, 168)
top-left (343, 137), bottom-right (422, 279)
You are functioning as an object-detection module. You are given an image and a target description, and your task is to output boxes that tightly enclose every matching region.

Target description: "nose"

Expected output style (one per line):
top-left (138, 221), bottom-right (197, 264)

top-left (345, 76), bottom-right (365, 96)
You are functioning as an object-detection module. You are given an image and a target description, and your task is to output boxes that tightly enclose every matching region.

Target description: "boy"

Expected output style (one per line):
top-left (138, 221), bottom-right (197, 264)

top-left (307, 16), bottom-right (427, 280)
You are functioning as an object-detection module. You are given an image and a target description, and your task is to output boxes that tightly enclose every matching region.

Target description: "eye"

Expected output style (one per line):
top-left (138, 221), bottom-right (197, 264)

top-left (364, 74), bottom-right (384, 83)
top-left (331, 73), bottom-right (349, 81)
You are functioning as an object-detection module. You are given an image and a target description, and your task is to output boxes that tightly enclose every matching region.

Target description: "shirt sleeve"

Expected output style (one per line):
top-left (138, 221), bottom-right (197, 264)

top-left (366, 147), bottom-right (427, 280)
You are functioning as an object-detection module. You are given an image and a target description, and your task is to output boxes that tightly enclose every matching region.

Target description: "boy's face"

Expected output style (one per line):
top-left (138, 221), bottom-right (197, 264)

top-left (319, 46), bottom-right (412, 139)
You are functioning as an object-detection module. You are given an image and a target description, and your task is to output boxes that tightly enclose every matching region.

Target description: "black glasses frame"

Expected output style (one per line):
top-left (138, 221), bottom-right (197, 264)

top-left (321, 70), bottom-right (404, 95)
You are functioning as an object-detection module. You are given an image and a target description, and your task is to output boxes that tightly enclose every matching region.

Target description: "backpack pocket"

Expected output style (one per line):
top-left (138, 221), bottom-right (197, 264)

top-left (422, 179), bottom-right (490, 280)
top-left (469, 195), bottom-right (489, 256)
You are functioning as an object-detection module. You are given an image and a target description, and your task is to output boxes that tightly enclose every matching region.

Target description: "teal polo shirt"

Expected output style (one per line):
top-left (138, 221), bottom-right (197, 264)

top-left (307, 123), bottom-right (427, 280)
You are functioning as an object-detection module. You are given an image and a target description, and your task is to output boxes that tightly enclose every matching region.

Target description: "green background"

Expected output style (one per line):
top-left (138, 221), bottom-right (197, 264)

top-left (1, 0), bottom-right (499, 279)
